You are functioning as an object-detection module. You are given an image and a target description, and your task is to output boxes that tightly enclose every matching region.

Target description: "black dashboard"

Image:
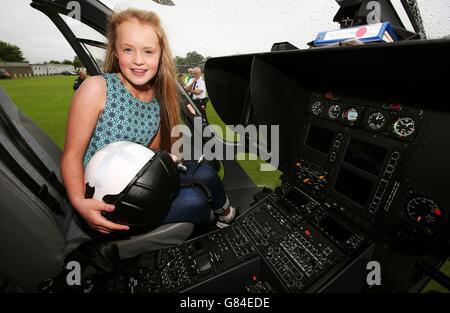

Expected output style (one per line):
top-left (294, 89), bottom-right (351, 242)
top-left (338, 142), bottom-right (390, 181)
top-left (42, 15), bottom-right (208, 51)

top-left (204, 39), bottom-right (450, 258)
top-left (294, 92), bottom-right (448, 255)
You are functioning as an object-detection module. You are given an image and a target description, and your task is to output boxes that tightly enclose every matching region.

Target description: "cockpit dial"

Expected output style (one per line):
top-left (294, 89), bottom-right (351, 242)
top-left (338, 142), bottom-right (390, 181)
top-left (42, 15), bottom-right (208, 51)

top-left (328, 104), bottom-right (341, 120)
top-left (311, 101), bottom-right (323, 116)
top-left (393, 117), bottom-right (415, 138)
top-left (342, 107), bottom-right (359, 124)
top-left (406, 197), bottom-right (443, 227)
top-left (367, 112), bottom-right (386, 130)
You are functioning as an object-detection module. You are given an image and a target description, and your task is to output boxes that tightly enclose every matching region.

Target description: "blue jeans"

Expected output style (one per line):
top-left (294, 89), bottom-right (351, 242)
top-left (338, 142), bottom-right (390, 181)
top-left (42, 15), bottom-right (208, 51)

top-left (161, 161), bottom-right (228, 226)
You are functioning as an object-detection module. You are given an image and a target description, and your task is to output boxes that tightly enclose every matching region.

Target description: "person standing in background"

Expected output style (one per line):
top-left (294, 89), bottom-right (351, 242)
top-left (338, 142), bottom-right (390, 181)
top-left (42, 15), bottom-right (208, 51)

top-left (73, 70), bottom-right (87, 91)
top-left (183, 68), bottom-right (194, 98)
top-left (186, 67), bottom-right (209, 124)
top-left (183, 68), bottom-right (194, 86)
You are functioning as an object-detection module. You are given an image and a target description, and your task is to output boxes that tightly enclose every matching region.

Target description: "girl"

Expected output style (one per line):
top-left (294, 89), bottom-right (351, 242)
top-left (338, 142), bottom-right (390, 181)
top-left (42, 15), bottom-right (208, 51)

top-left (61, 9), bottom-right (235, 235)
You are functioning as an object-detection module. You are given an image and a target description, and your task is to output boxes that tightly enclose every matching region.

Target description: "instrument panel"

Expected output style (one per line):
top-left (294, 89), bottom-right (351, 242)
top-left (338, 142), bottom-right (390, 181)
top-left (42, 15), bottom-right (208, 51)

top-left (308, 93), bottom-right (423, 142)
top-left (290, 92), bottom-right (449, 255)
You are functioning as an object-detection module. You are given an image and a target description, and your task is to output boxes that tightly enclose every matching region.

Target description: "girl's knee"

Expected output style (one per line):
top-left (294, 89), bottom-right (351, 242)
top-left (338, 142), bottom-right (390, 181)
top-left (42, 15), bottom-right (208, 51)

top-left (172, 188), bottom-right (207, 210)
top-left (165, 188), bottom-right (211, 224)
top-left (195, 163), bottom-right (220, 185)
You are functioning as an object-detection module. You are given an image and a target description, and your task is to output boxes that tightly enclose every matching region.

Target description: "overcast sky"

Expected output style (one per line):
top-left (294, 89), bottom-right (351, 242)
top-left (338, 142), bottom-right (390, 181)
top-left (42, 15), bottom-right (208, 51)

top-left (0, 0), bottom-right (449, 64)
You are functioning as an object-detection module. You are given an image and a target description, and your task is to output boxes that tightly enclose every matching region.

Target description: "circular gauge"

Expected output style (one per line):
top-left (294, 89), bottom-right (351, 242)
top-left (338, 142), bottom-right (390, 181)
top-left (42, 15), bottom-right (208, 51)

top-left (311, 101), bottom-right (323, 116)
top-left (328, 104), bottom-right (341, 120)
top-left (406, 197), bottom-right (443, 226)
top-left (342, 108), bottom-right (359, 124)
top-left (393, 117), bottom-right (415, 138)
top-left (367, 112), bottom-right (386, 130)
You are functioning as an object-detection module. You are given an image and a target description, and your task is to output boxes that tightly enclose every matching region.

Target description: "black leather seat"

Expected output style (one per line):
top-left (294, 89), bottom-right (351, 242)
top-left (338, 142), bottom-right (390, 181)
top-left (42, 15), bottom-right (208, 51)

top-left (0, 88), bottom-right (193, 291)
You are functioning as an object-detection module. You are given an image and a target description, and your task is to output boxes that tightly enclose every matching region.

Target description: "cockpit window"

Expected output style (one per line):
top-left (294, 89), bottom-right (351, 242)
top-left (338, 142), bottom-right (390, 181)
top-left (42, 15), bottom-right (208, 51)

top-left (417, 0), bottom-right (450, 39)
top-left (96, 0), bottom-right (450, 57)
top-left (99, 0), bottom-right (341, 56)
top-left (58, 14), bottom-right (106, 71)
top-left (58, 13), bottom-right (107, 43)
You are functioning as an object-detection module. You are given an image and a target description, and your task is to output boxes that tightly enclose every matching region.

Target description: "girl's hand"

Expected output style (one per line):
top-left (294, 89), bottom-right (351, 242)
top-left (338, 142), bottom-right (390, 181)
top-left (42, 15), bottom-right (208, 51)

top-left (73, 198), bottom-right (129, 234)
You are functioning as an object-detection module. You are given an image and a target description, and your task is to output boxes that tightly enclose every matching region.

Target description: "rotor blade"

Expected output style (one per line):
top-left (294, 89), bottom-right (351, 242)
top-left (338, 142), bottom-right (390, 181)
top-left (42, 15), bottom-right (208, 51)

top-left (152, 0), bottom-right (175, 6)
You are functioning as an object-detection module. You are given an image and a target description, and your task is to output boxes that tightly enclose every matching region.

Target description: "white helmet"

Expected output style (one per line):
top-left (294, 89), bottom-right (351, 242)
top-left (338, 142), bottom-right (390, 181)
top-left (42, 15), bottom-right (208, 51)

top-left (84, 141), bottom-right (179, 231)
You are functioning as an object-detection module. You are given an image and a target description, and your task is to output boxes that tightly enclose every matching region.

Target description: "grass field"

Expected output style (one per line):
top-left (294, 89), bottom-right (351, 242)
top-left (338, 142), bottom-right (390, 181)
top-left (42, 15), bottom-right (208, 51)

top-left (0, 75), bottom-right (74, 148)
top-left (1, 76), bottom-right (447, 293)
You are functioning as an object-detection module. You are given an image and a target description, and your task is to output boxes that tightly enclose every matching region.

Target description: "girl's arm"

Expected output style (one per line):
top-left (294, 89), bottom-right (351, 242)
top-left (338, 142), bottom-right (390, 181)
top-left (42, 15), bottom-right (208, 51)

top-left (61, 76), bottom-right (129, 234)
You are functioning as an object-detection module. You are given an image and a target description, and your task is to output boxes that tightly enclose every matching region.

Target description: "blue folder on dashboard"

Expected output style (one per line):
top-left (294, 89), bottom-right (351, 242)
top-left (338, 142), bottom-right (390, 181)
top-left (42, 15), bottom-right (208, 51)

top-left (314, 22), bottom-right (399, 46)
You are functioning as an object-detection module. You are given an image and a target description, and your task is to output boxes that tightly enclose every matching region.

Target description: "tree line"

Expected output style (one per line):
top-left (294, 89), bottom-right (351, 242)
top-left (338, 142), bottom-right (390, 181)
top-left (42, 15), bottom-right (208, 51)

top-left (0, 40), bottom-right (83, 67)
top-left (174, 51), bottom-right (210, 73)
top-left (0, 41), bottom-right (26, 62)
top-left (1, 40), bottom-right (208, 73)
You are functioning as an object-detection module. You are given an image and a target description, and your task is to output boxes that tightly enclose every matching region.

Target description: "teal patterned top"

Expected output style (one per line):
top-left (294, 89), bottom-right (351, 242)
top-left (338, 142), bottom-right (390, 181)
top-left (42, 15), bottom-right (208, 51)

top-left (83, 73), bottom-right (160, 167)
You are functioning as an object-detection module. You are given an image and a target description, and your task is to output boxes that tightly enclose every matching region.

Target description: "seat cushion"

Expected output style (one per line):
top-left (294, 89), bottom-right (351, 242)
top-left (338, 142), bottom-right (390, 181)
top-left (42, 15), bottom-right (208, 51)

top-left (115, 222), bottom-right (194, 259)
top-left (65, 217), bottom-right (194, 260)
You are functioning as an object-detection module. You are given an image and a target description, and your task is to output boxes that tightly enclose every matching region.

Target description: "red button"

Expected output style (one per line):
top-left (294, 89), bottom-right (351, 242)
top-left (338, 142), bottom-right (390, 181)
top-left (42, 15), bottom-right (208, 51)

top-left (305, 229), bottom-right (311, 237)
top-left (389, 103), bottom-right (402, 110)
top-left (325, 91), bottom-right (338, 100)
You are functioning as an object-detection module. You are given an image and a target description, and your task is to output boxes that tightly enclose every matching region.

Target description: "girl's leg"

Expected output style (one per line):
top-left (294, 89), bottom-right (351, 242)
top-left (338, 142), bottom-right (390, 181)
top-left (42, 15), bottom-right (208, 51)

top-left (161, 184), bottom-right (212, 226)
top-left (181, 161), bottom-right (236, 223)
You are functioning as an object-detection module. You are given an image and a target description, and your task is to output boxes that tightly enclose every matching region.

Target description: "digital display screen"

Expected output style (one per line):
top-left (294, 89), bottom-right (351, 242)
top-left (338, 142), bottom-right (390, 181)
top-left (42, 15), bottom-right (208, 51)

top-left (285, 188), bottom-right (309, 207)
top-left (334, 168), bottom-right (374, 207)
top-left (344, 139), bottom-right (387, 175)
top-left (305, 125), bottom-right (335, 155)
top-left (318, 216), bottom-right (352, 242)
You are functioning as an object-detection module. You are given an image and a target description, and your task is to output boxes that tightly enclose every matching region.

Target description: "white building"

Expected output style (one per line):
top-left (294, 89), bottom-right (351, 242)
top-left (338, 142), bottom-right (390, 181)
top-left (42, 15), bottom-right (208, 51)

top-left (31, 64), bottom-right (75, 76)
top-left (31, 64), bottom-right (47, 76)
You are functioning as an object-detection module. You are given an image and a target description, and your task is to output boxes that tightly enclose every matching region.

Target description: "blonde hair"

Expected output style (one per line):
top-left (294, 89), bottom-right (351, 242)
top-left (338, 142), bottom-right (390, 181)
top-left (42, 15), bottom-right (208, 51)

top-left (104, 8), bottom-right (180, 152)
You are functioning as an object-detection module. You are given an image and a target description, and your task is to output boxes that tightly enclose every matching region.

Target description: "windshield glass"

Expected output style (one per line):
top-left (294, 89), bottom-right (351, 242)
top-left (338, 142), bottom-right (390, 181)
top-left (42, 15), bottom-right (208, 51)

top-left (100, 0), bottom-right (340, 57)
top-left (99, 0), bottom-right (450, 58)
top-left (417, 0), bottom-right (450, 39)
